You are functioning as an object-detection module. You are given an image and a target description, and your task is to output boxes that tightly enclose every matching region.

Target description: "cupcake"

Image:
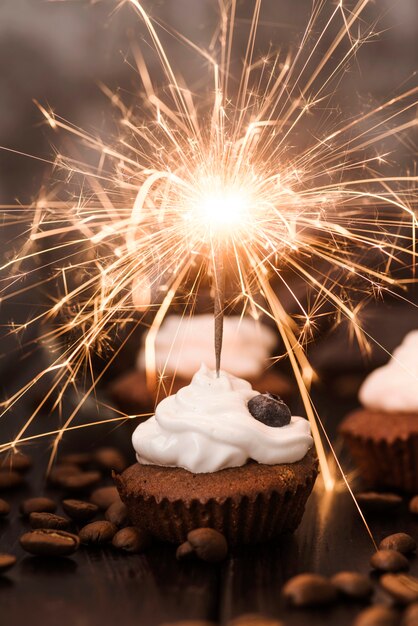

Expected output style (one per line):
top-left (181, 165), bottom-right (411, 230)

top-left (340, 330), bottom-right (418, 492)
top-left (108, 314), bottom-right (293, 415)
top-left (115, 364), bottom-right (317, 545)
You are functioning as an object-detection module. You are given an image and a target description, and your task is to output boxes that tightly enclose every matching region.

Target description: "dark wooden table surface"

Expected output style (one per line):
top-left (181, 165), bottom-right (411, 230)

top-left (1, 369), bottom-right (416, 626)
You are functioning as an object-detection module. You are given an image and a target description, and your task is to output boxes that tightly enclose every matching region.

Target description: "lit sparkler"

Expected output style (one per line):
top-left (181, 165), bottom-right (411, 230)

top-left (0, 0), bottom-right (417, 493)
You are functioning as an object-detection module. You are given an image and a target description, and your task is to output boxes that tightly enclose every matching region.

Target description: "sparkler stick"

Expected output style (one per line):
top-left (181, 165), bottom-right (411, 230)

top-left (213, 244), bottom-right (225, 377)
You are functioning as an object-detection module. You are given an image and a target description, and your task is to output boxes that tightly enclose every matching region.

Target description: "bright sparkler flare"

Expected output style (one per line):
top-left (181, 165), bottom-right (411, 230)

top-left (192, 180), bottom-right (252, 236)
top-left (0, 0), bottom-right (417, 503)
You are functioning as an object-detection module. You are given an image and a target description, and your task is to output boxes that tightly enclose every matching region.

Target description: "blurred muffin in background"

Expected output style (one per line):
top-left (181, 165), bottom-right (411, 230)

top-left (108, 313), bottom-right (293, 416)
top-left (340, 330), bottom-right (418, 492)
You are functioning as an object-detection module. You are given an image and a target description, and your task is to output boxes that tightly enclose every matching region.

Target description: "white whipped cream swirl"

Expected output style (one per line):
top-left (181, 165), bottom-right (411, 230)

top-left (137, 314), bottom-right (277, 379)
top-left (132, 364), bottom-right (313, 473)
top-left (359, 330), bottom-right (418, 412)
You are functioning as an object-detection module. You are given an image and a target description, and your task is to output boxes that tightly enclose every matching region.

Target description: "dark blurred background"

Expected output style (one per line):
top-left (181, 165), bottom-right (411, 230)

top-left (0, 0), bottom-right (417, 392)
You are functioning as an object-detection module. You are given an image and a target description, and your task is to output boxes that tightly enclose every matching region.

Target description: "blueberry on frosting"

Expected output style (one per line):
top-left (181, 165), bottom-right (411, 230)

top-left (248, 393), bottom-right (292, 427)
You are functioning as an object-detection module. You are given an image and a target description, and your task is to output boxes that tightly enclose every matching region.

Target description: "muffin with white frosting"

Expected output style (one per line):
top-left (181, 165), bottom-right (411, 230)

top-left (340, 330), bottom-right (418, 492)
top-left (114, 365), bottom-right (318, 545)
top-left (109, 314), bottom-right (293, 415)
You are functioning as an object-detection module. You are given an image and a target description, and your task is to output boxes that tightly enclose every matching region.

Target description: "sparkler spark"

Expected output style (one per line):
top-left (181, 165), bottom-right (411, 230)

top-left (0, 0), bottom-right (417, 494)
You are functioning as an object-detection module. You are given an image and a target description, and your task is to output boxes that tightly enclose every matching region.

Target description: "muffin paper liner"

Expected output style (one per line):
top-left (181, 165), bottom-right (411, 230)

top-left (343, 433), bottom-right (418, 493)
top-left (115, 457), bottom-right (318, 545)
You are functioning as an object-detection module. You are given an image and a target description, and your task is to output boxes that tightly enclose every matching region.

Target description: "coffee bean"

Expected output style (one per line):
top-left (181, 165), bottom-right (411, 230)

top-left (176, 541), bottom-right (195, 561)
top-left (112, 527), bottom-right (151, 553)
top-left (370, 549), bottom-right (409, 573)
top-left (353, 605), bottom-right (399, 626)
top-left (357, 492), bottom-right (402, 514)
top-left (0, 471), bottom-right (23, 490)
top-left (105, 501), bottom-right (128, 527)
top-left (29, 512), bottom-right (70, 530)
top-left (20, 497), bottom-right (57, 516)
top-left (247, 393), bottom-right (291, 427)
top-left (58, 471), bottom-right (101, 492)
top-left (0, 498), bottom-right (10, 517)
top-left (282, 573), bottom-right (337, 607)
top-left (379, 533), bottom-right (416, 555)
top-left (186, 528), bottom-right (228, 563)
top-left (227, 614), bottom-right (284, 626)
top-left (380, 573), bottom-right (418, 604)
top-left (90, 486), bottom-right (120, 510)
top-left (0, 554), bottom-right (16, 574)
top-left (0, 453), bottom-right (32, 474)
top-left (403, 603), bottom-right (418, 625)
top-left (62, 499), bottom-right (99, 523)
top-left (331, 571), bottom-right (373, 599)
top-left (20, 529), bottom-right (79, 557)
top-left (48, 465), bottom-right (80, 487)
top-left (409, 496), bottom-right (418, 515)
top-left (79, 521), bottom-right (117, 545)
top-left (94, 448), bottom-right (127, 473)
top-left (60, 452), bottom-right (92, 467)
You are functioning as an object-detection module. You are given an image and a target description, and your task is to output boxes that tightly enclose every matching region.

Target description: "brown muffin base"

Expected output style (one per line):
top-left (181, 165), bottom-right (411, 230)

top-left (108, 369), bottom-right (294, 417)
top-left (114, 448), bottom-right (318, 545)
top-left (340, 409), bottom-right (418, 493)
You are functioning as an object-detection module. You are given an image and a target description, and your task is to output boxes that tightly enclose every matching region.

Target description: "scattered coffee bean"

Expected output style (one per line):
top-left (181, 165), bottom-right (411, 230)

top-left (0, 498), bottom-right (10, 517)
top-left (58, 471), bottom-right (101, 492)
top-left (176, 541), bottom-right (195, 561)
top-left (20, 497), bottom-right (56, 516)
top-left (62, 499), bottom-right (99, 522)
top-left (0, 554), bottom-right (16, 574)
top-left (60, 452), bottom-right (92, 467)
top-left (186, 528), bottom-right (228, 563)
top-left (105, 500), bottom-right (128, 527)
top-left (79, 520), bottom-right (117, 545)
top-left (29, 512), bottom-right (70, 530)
top-left (356, 492), bottom-right (403, 514)
top-left (282, 573), bottom-right (337, 607)
top-left (112, 527), bottom-right (151, 553)
top-left (0, 453), bottom-right (32, 474)
top-left (380, 574), bottom-right (418, 604)
top-left (403, 603), bottom-right (418, 626)
top-left (94, 448), bottom-right (127, 473)
top-left (370, 549), bottom-right (409, 573)
top-left (247, 393), bottom-right (291, 427)
top-left (353, 605), bottom-right (399, 626)
top-left (227, 614), bottom-right (284, 626)
top-left (409, 496), bottom-right (418, 515)
top-left (331, 571), bottom-right (373, 600)
top-left (48, 465), bottom-right (80, 487)
top-left (379, 533), bottom-right (416, 555)
top-left (0, 471), bottom-right (23, 490)
top-left (20, 529), bottom-right (79, 557)
top-left (90, 486), bottom-right (120, 510)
